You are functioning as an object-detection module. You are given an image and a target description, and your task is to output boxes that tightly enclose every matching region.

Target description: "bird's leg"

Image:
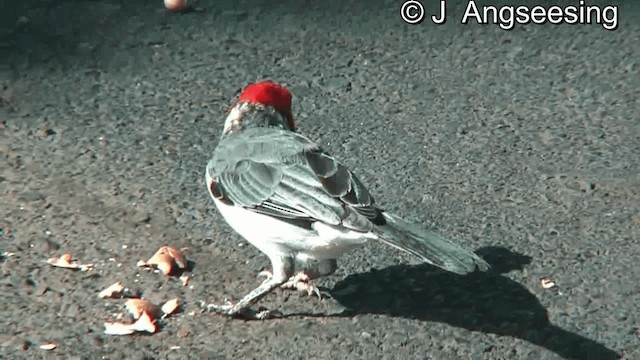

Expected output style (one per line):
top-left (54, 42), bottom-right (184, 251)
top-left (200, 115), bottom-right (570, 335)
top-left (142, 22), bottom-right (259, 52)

top-left (208, 255), bottom-right (293, 320)
top-left (260, 259), bottom-right (337, 299)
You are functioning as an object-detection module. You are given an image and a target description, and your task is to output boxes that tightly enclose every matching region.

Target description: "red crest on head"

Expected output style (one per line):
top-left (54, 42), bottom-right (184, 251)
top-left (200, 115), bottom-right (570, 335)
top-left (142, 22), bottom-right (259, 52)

top-left (234, 81), bottom-right (296, 130)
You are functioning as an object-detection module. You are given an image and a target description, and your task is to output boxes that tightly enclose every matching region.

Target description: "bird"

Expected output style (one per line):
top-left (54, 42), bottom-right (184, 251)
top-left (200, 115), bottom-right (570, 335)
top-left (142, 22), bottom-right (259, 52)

top-left (204, 81), bottom-right (490, 319)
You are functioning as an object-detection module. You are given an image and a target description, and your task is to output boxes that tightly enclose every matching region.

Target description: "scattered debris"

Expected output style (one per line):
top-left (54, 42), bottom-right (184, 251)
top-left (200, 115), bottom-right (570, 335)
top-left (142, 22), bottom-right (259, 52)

top-left (104, 310), bottom-right (157, 335)
top-left (137, 246), bottom-right (187, 275)
top-left (46, 253), bottom-right (93, 271)
top-left (540, 277), bottom-right (557, 289)
top-left (44, 247), bottom-right (189, 337)
top-left (39, 342), bottom-right (57, 351)
top-left (98, 282), bottom-right (125, 299)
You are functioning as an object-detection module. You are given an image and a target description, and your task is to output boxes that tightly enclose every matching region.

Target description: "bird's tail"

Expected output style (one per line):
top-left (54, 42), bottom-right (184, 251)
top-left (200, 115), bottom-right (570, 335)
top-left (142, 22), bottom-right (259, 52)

top-left (373, 212), bottom-right (490, 275)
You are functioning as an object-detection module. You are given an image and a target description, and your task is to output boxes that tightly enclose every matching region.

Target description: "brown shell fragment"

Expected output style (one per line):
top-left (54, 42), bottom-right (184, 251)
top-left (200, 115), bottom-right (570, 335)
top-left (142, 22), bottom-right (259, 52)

top-left (540, 277), bottom-right (557, 289)
top-left (98, 281), bottom-right (125, 299)
top-left (161, 298), bottom-right (180, 318)
top-left (46, 253), bottom-right (94, 271)
top-left (60, 253), bottom-right (72, 264)
top-left (103, 321), bottom-right (135, 336)
top-left (39, 342), bottom-right (57, 350)
top-left (103, 311), bottom-right (157, 335)
top-left (147, 252), bottom-right (174, 275)
top-left (139, 246), bottom-right (188, 276)
top-left (125, 299), bottom-right (164, 320)
top-left (132, 311), bottom-right (157, 333)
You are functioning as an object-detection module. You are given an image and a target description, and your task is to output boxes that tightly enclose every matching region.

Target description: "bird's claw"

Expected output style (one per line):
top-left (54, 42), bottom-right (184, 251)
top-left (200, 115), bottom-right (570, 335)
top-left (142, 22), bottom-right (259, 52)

top-left (258, 270), bottom-right (330, 299)
top-left (205, 300), bottom-right (235, 316)
top-left (254, 307), bottom-right (283, 320)
top-left (257, 270), bottom-right (273, 284)
top-left (280, 272), bottom-right (327, 299)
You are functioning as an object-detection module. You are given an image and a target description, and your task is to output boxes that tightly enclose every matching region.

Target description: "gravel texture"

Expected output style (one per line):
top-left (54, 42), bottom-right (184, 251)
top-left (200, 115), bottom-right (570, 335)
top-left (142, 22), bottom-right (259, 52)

top-left (1, 0), bottom-right (638, 359)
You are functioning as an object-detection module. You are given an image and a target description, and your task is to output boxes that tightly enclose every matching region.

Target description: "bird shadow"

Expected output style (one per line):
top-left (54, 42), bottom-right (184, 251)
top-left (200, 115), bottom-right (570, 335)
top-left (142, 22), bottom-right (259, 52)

top-left (323, 246), bottom-right (620, 360)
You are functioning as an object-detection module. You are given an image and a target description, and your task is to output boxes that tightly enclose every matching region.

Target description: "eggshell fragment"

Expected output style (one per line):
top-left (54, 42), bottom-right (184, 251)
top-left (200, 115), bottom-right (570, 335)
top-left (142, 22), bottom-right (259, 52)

top-left (164, 0), bottom-right (189, 12)
top-left (125, 299), bottom-right (163, 320)
top-left (104, 322), bottom-right (135, 336)
top-left (46, 253), bottom-right (93, 271)
top-left (104, 311), bottom-right (157, 335)
top-left (60, 253), bottom-right (72, 264)
top-left (39, 342), bottom-right (57, 350)
top-left (540, 277), bottom-right (556, 289)
top-left (98, 281), bottom-right (125, 299)
top-left (132, 311), bottom-right (157, 333)
top-left (138, 246), bottom-right (187, 276)
top-left (161, 298), bottom-right (180, 318)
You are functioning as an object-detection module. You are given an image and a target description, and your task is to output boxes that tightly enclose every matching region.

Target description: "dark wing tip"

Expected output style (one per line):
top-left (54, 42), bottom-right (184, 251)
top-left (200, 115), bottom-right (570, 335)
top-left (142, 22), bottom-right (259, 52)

top-left (207, 175), bottom-right (234, 205)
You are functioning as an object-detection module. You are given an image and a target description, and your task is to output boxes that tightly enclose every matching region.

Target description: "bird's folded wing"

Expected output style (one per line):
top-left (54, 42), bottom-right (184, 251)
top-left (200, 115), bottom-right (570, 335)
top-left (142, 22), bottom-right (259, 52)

top-left (207, 128), bottom-right (380, 232)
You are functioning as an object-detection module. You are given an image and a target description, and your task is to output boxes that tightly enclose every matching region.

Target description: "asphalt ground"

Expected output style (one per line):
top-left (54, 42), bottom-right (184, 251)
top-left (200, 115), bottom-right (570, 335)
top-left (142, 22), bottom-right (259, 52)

top-left (0, 0), bottom-right (638, 358)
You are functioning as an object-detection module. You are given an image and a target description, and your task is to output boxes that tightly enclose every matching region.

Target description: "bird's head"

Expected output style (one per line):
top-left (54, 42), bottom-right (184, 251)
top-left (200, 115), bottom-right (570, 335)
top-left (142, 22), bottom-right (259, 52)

top-left (223, 81), bottom-right (295, 136)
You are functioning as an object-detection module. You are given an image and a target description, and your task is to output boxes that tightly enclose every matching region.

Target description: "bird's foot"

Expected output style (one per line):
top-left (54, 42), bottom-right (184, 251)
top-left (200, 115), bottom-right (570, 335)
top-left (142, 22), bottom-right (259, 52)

top-left (204, 300), bottom-right (281, 320)
top-left (258, 270), bottom-right (327, 299)
top-left (282, 271), bottom-right (323, 298)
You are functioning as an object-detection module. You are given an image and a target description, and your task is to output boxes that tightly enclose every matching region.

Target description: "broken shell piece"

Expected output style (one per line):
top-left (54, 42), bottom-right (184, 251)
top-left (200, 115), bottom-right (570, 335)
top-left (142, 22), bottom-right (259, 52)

top-left (164, 0), bottom-right (189, 12)
top-left (147, 246), bottom-right (187, 269)
top-left (166, 247), bottom-right (187, 269)
top-left (46, 253), bottom-right (94, 271)
top-left (125, 299), bottom-right (164, 320)
top-left (161, 298), bottom-right (180, 318)
top-left (540, 277), bottom-right (556, 289)
top-left (46, 254), bottom-right (71, 267)
top-left (151, 253), bottom-right (174, 275)
top-left (139, 246), bottom-right (187, 275)
top-left (105, 311), bottom-right (158, 335)
top-left (104, 321), bottom-right (135, 335)
top-left (131, 311), bottom-right (157, 333)
top-left (98, 281), bottom-right (125, 299)
top-left (39, 342), bottom-right (57, 350)
top-left (179, 273), bottom-right (190, 287)
top-left (60, 253), bottom-right (72, 264)
top-left (137, 257), bottom-right (172, 275)
top-left (103, 312), bottom-right (156, 336)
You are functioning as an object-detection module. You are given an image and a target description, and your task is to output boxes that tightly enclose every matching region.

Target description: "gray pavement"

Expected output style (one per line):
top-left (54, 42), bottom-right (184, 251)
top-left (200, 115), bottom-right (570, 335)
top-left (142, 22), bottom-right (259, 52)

top-left (0, 0), bottom-right (637, 358)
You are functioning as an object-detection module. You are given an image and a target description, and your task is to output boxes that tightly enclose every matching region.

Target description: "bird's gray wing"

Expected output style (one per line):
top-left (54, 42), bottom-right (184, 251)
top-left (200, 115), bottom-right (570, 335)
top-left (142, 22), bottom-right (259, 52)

top-left (206, 128), bottom-right (381, 232)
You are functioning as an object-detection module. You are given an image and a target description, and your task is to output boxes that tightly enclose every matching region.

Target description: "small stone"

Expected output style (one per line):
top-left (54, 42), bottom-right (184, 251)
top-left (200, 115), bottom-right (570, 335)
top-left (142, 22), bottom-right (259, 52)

top-left (36, 284), bottom-right (49, 296)
top-left (478, 343), bottom-right (493, 353)
top-left (18, 188), bottom-right (44, 202)
top-left (177, 326), bottom-right (190, 338)
top-left (322, 76), bottom-right (351, 92)
top-left (613, 312), bottom-right (628, 321)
